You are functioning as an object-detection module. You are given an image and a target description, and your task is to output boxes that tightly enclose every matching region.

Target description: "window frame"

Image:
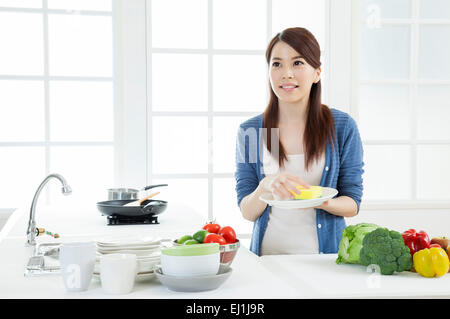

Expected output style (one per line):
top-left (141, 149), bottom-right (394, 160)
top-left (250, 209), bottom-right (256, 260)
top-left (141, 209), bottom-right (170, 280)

top-left (132, 0), bottom-right (332, 225)
top-left (351, 0), bottom-right (450, 210)
top-left (0, 1), bottom-right (116, 207)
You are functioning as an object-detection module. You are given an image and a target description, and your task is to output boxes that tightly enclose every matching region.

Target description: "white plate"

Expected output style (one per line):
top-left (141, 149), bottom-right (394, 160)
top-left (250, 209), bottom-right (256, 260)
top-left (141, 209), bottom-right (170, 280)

top-left (96, 255), bottom-right (160, 263)
top-left (97, 248), bottom-right (161, 256)
top-left (97, 244), bottom-right (161, 250)
top-left (97, 251), bottom-right (160, 258)
top-left (95, 236), bottom-right (163, 247)
top-left (259, 187), bottom-right (338, 209)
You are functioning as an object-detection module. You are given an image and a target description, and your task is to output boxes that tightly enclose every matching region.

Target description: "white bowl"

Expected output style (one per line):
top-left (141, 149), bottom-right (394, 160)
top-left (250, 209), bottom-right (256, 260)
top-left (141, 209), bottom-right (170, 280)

top-left (160, 243), bottom-right (220, 277)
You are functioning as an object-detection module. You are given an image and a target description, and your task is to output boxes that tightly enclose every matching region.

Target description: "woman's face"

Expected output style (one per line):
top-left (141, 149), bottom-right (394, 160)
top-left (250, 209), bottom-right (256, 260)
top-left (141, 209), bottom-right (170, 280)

top-left (269, 41), bottom-right (321, 104)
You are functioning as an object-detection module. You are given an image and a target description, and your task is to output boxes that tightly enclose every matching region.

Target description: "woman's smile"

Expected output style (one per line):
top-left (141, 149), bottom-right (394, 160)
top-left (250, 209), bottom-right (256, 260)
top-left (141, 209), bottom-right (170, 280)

top-left (280, 85), bottom-right (298, 93)
top-left (279, 83), bottom-right (299, 93)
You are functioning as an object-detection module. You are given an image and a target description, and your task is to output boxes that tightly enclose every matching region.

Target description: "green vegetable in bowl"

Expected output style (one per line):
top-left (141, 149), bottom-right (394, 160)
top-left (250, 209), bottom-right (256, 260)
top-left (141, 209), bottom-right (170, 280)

top-left (183, 239), bottom-right (200, 245)
top-left (359, 227), bottom-right (413, 275)
top-left (177, 235), bottom-right (193, 244)
top-left (336, 223), bottom-right (380, 264)
top-left (193, 229), bottom-right (209, 243)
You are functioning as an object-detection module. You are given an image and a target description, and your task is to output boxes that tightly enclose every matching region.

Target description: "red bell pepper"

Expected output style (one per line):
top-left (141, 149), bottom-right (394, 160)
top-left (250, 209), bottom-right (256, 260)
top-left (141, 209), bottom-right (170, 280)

top-left (402, 229), bottom-right (431, 256)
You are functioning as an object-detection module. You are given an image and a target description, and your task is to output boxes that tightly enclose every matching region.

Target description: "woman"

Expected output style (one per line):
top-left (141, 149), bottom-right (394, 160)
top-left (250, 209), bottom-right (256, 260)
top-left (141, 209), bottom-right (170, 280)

top-left (234, 27), bottom-right (364, 256)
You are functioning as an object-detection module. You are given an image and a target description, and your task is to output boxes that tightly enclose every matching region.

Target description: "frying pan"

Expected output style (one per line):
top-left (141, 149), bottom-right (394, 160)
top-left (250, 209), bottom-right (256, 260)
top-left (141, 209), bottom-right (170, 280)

top-left (96, 199), bottom-right (168, 217)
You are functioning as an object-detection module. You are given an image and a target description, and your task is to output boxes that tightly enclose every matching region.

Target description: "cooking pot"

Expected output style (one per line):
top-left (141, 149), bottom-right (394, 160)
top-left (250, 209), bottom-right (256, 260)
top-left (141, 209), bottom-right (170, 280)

top-left (107, 184), bottom-right (168, 200)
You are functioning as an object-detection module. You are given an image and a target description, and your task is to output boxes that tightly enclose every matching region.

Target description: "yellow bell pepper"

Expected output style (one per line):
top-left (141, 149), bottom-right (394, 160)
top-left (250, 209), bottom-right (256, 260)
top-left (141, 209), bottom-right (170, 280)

top-left (413, 247), bottom-right (450, 278)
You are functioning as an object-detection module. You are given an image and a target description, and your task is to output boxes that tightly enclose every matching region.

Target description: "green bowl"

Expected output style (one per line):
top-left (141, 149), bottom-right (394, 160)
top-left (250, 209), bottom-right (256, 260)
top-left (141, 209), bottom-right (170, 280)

top-left (173, 239), bottom-right (240, 269)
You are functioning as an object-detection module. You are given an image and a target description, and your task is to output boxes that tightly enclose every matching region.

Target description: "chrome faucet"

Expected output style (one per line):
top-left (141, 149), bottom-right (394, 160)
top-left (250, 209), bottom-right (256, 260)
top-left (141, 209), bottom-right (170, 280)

top-left (26, 173), bottom-right (72, 246)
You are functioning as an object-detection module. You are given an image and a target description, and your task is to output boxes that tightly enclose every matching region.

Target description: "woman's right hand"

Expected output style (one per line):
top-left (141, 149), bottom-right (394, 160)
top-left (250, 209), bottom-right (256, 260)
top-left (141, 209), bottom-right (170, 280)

top-left (261, 173), bottom-right (311, 200)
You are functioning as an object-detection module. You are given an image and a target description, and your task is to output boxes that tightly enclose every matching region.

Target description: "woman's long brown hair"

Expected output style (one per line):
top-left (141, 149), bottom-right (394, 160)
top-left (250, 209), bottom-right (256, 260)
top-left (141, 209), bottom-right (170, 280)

top-left (263, 27), bottom-right (336, 172)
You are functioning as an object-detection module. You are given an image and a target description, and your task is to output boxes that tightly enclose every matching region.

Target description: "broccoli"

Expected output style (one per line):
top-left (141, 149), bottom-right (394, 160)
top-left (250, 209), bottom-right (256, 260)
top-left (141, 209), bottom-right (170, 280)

top-left (359, 227), bottom-right (413, 275)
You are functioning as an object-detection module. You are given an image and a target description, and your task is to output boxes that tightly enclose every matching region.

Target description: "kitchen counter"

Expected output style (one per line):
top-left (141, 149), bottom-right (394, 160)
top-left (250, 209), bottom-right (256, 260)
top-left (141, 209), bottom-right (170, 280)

top-left (260, 254), bottom-right (450, 298)
top-left (1, 204), bottom-right (450, 299)
top-left (0, 203), bottom-right (302, 299)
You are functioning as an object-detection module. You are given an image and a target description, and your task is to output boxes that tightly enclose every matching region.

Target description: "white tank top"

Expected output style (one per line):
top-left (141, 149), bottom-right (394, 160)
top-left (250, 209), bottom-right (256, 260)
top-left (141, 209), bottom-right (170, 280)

top-left (260, 147), bottom-right (325, 255)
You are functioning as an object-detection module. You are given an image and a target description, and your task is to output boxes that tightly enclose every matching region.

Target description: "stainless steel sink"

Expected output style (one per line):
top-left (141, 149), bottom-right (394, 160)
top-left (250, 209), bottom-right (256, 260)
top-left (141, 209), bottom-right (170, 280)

top-left (24, 242), bottom-right (61, 276)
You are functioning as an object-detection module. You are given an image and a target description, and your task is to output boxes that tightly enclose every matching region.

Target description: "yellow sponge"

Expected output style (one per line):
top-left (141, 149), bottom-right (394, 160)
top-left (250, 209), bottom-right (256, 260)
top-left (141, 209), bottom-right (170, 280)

top-left (289, 185), bottom-right (322, 200)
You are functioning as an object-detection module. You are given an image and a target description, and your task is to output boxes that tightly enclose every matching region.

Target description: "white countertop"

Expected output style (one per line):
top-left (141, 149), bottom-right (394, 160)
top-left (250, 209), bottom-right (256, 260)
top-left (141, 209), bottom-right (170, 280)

top-left (0, 203), bottom-right (302, 299)
top-left (1, 203), bottom-right (450, 299)
top-left (260, 254), bottom-right (450, 298)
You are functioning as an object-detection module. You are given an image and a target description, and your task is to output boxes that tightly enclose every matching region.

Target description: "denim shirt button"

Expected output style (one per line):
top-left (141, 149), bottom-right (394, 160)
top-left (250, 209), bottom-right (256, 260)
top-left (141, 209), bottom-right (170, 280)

top-left (317, 223), bottom-right (322, 229)
top-left (325, 166), bottom-right (329, 171)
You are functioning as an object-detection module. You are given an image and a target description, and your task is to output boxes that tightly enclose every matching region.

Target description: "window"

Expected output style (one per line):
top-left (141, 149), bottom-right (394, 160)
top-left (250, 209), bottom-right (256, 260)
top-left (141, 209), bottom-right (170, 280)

top-left (0, 1), bottom-right (115, 209)
top-left (144, 0), bottom-right (328, 235)
top-left (355, 0), bottom-right (450, 209)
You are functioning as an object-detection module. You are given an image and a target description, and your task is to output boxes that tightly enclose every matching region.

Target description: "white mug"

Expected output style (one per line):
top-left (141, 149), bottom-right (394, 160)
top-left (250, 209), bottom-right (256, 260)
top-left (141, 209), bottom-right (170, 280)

top-left (59, 242), bottom-right (96, 292)
top-left (100, 253), bottom-right (137, 294)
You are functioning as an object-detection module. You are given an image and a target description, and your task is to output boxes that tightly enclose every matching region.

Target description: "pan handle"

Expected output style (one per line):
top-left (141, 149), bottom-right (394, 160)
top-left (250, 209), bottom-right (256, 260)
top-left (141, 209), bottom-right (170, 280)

top-left (141, 184), bottom-right (168, 191)
top-left (141, 200), bottom-right (165, 214)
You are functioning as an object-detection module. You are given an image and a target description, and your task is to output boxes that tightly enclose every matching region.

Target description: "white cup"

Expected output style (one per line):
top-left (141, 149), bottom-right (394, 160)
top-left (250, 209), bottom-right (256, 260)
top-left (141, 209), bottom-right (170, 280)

top-left (100, 253), bottom-right (137, 294)
top-left (59, 242), bottom-right (96, 292)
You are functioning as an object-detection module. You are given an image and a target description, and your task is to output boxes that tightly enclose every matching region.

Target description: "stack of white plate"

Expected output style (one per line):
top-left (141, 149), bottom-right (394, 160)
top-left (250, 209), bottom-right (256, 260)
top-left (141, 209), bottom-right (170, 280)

top-left (93, 236), bottom-right (166, 279)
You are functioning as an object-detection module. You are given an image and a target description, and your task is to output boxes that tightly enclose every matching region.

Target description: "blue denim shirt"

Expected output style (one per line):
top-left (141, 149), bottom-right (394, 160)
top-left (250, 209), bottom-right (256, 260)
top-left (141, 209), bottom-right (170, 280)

top-left (234, 108), bottom-right (364, 256)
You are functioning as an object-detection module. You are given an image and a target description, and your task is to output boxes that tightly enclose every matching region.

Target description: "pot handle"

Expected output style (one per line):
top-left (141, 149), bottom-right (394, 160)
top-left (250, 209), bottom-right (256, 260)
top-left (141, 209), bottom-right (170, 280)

top-left (141, 184), bottom-right (168, 191)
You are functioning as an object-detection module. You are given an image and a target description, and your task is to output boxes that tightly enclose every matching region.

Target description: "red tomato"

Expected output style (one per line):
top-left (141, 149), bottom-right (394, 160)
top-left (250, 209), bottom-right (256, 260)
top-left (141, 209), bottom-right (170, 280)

top-left (218, 226), bottom-right (236, 244)
top-left (202, 223), bottom-right (221, 234)
top-left (203, 233), bottom-right (227, 245)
